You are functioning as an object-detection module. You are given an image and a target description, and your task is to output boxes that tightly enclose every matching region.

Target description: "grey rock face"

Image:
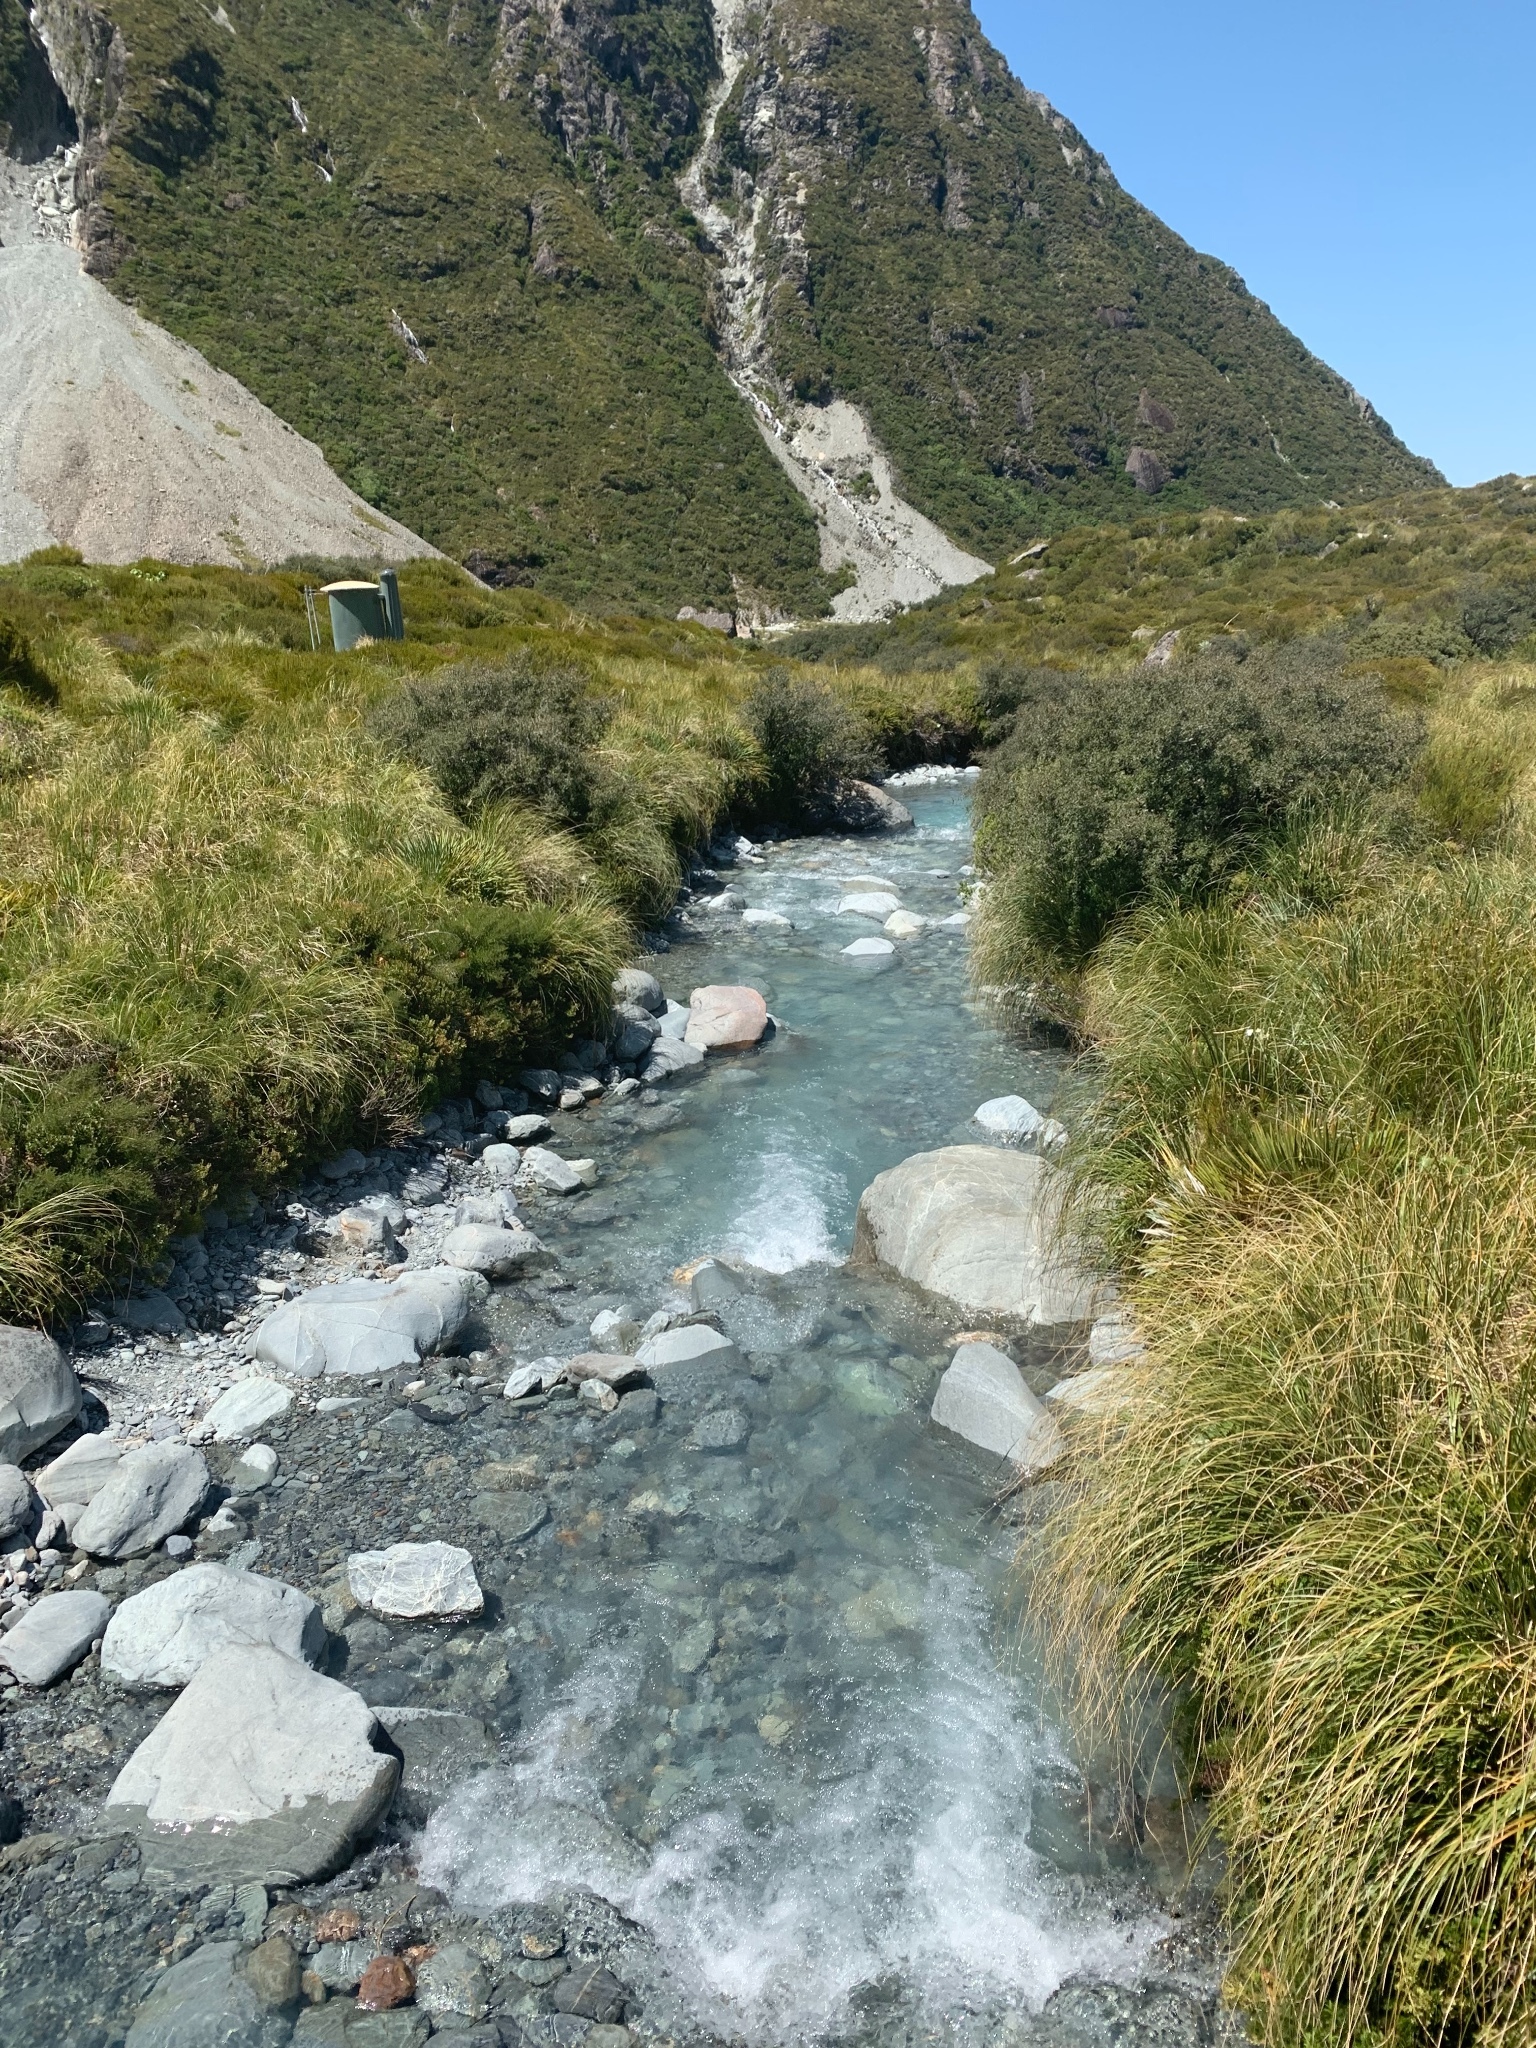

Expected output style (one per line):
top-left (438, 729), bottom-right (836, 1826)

top-left (0, 1462), bottom-right (32, 1541)
top-left (440, 1223), bottom-right (543, 1278)
top-left (930, 1341), bottom-right (1064, 1474)
top-left (854, 1145), bottom-right (1098, 1325)
top-left (612, 967), bottom-right (665, 1014)
top-left (253, 1268), bottom-right (488, 1378)
top-left (0, 1589), bottom-right (111, 1686)
top-left (106, 1644), bottom-right (399, 1885)
top-left (372, 1706), bottom-right (497, 1825)
top-left (72, 1443), bottom-right (210, 1559)
top-left (101, 1564), bottom-right (325, 1689)
top-left (638, 1037), bottom-right (705, 1083)
top-left (0, 1325), bottom-right (81, 1463)
top-left (125, 1941), bottom-right (295, 2048)
top-left (347, 1541), bottom-right (483, 1621)
top-left (35, 1430), bottom-right (123, 1509)
top-left (201, 1377), bottom-right (293, 1441)
top-left (453, 1192), bottom-right (519, 1228)
top-left (634, 1323), bottom-right (742, 1380)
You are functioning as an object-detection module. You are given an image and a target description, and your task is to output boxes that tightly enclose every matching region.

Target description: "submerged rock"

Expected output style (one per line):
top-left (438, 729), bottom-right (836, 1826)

top-left (124, 1941), bottom-right (294, 2048)
top-left (634, 1324), bottom-right (742, 1376)
top-left (854, 1145), bottom-right (1097, 1325)
top-left (931, 1342), bottom-right (1064, 1473)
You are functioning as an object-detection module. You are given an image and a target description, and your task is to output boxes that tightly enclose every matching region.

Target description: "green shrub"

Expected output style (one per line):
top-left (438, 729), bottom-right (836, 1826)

top-left (974, 639), bottom-right (1422, 971)
top-left (0, 614), bottom-right (54, 702)
top-left (742, 669), bottom-right (881, 825)
top-left (1462, 578), bottom-right (1536, 655)
top-left (370, 655), bottom-right (609, 827)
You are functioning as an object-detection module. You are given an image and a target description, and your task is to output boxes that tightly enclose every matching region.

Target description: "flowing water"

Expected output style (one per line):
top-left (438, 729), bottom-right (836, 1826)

top-left (421, 784), bottom-right (1209, 2046)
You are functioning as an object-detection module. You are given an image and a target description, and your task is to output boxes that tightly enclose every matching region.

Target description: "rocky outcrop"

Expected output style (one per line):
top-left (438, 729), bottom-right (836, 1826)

top-left (854, 1144), bottom-right (1098, 1324)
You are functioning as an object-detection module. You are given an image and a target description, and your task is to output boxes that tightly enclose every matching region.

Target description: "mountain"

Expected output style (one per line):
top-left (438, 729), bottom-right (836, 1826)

top-left (3, 0), bottom-right (1441, 613)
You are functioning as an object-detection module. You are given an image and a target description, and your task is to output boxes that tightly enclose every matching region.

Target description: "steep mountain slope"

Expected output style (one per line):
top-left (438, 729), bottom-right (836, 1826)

top-left (4, 0), bottom-right (1440, 610)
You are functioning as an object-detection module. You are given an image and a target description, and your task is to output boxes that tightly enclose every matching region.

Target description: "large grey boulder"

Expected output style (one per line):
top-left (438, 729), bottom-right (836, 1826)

top-left (201, 1377), bottom-right (293, 1441)
top-left (0, 1325), bottom-right (80, 1463)
top-left (685, 985), bottom-right (768, 1052)
top-left (0, 1589), bottom-right (111, 1686)
top-left (347, 1541), bottom-right (483, 1621)
top-left (102, 1565), bottom-right (325, 1689)
top-left (253, 1267), bottom-right (487, 1378)
top-left (106, 1644), bottom-right (399, 1885)
top-left (930, 1342), bottom-right (1063, 1474)
top-left (634, 1324), bottom-right (742, 1377)
top-left (439, 1224), bottom-right (543, 1279)
top-left (72, 1443), bottom-right (210, 1560)
top-left (0, 1462), bottom-right (31, 1541)
top-left (854, 1145), bottom-right (1097, 1325)
top-left (125, 1941), bottom-right (295, 2048)
top-left (35, 1431), bottom-right (123, 1508)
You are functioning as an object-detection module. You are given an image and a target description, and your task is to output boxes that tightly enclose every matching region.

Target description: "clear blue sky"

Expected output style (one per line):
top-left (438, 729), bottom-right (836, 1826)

top-left (970, 0), bottom-right (1535, 487)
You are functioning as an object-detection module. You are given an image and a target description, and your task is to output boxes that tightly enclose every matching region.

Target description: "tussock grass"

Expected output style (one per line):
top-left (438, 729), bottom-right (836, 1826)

top-left (1033, 831), bottom-right (1536, 2047)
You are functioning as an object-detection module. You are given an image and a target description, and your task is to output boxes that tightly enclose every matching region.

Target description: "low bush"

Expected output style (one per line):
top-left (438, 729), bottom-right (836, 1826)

top-left (973, 639), bottom-right (1422, 978)
top-left (742, 669), bottom-right (881, 825)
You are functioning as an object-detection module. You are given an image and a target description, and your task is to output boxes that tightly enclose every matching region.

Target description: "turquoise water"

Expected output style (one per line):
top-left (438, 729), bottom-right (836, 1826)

top-left (421, 790), bottom-right (1194, 2046)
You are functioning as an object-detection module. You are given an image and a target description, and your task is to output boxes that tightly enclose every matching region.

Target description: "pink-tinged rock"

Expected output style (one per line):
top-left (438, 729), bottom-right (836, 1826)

top-left (684, 985), bottom-right (768, 1053)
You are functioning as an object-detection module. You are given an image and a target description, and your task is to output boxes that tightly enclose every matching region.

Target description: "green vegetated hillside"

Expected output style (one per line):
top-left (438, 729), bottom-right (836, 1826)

top-left (7, 0), bottom-right (1438, 608)
top-left (0, 548), bottom-right (964, 1322)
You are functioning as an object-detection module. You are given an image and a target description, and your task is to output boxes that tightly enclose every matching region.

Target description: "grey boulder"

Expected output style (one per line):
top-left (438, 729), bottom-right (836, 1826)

top-left (825, 779), bottom-right (914, 833)
top-left (440, 1223), bottom-right (543, 1278)
top-left (72, 1443), bottom-right (210, 1560)
top-left (0, 1325), bottom-right (81, 1463)
top-left (347, 1541), bottom-right (483, 1621)
top-left (931, 1342), bottom-right (1064, 1474)
top-left (101, 1564), bottom-right (325, 1689)
top-left (971, 1094), bottom-right (1066, 1154)
top-left (35, 1430), bottom-right (124, 1508)
top-left (201, 1377), bottom-right (293, 1441)
top-left (656, 998), bottom-right (691, 1040)
top-left (634, 1324), bottom-right (742, 1377)
top-left (0, 1589), bottom-right (111, 1686)
top-left (1089, 1307), bottom-right (1145, 1367)
top-left (253, 1267), bottom-right (488, 1378)
top-left (612, 967), bottom-right (665, 1014)
top-left (854, 1145), bottom-right (1097, 1325)
top-left (125, 1941), bottom-right (295, 2048)
top-left (112, 1291), bottom-right (189, 1338)
top-left (106, 1643), bottom-right (399, 1885)
top-left (610, 1002), bottom-right (662, 1061)
top-left (639, 1037), bottom-right (705, 1084)
top-left (518, 1147), bottom-right (583, 1195)
top-left (0, 1462), bottom-right (31, 1541)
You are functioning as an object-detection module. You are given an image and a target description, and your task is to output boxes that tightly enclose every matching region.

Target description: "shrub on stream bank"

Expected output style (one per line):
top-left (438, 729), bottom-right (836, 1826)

top-left (742, 670), bottom-right (883, 826)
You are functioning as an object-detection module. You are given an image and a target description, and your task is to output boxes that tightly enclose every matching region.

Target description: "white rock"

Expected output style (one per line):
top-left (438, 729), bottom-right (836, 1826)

top-left (347, 1541), bottom-right (483, 1621)
top-left (634, 1324), bottom-right (743, 1376)
top-left (841, 936), bottom-right (895, 959)
top-left (503, 1362), bottom-right (558, 1400)
top-left (229, 1442), bottom-right (279, 1492)
top-left (518, 1146), bottom-right (583, 1195)
top-left (884, 910), bottom-right (927, 939)
top-left (480, 1142), bottom-right (522, 1181)
top-left (35, 1431), bottom-right (124, 1508)
top-left (1044, 1366), bottom-right (1132, 1417)
top-left (101, 1563), bottom-right (325, 1688)
top-left (0, 1589), bottom-right (110, 1686)
top-left (612, 967), bottom-right (665, 1013)
top-left (72, 1443), bottom-right (211, 1560)
top-left (836, 891), bottom-right (901, 918)
top-left (253, 1267), bottom-right (488, 1378)
top-left (453, 1192), bottom-right (519, 1228)
top-left (972, 1094), bottom-right (1049, 1146)
top-left (656, 1000), bottom-right (691, 1041)
top-left (855, 1145), bottom-right (1097, 1325)
top-left (568, 1159), bottom-right (598, 1188)
top-left (0, 1325), bottom-right (81, 1464)
top-left (106, 1644), bottom-right (398, 1885)
top-left (742, 908), bottom-right (793, 929)
top-left (440, 1223), bottom-right (543, 1278)
top-left (931, 1342), bottom-right (1064, 1474)
top-left (200, 1376), bottom-right (293, 1441)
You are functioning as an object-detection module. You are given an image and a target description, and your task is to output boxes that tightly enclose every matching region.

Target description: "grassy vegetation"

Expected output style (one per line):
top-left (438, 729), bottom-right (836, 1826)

top-left (948, 488), bottom-right (1536, 2041)
top-left (0, 551), bottom-right (967, 1327)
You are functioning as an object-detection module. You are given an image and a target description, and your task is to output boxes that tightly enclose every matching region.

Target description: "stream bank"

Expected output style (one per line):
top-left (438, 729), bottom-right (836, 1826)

top-left (0, 785), bottom-right (1225, 2048)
